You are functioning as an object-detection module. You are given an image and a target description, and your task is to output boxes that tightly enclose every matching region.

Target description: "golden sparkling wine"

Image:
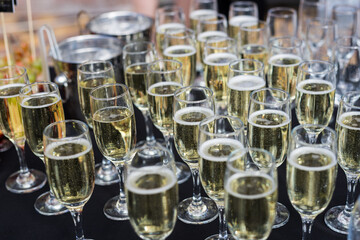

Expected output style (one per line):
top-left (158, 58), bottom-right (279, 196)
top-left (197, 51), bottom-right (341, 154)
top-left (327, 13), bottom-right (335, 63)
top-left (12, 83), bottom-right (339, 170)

top-left (240, 44), bottom-right (268, 71)
top-left (44, 139), bottom-right (95, 206)
top-left (189, 9), bottom-right (217, 31)
top-left (0, 83), bottom-right (25, 145)
top-left (287, 147), bottom-right (337, 216)
top-left (247, 110), bottom-right (291, 167)
top-left (92, 106), bottom-right (136, 166)
top-left (174, 107), bottom-right (214, 169)
top-left (197, 31), bottom-right (228, 65)
top-left (126, 167), bottom-right (178, 240)
top-left (227, 75), bottom-right (266, 126)
top-left (156, 23), bottom-right (186, 54)
top-left (225, 173), bottom-right (277, 240)
top-left (337, 112), bottom-right (360, 174)
top-left (163, 45), bottom-right (197, 87)
top-left (21, 94), bottom-right (64, 159)
top-left (199, 138), bottom-right (244, 205)
top-left (229, 15), bottom-right (258, 39)
top-left (125, 63), bottom-right (148, 112)
top-left (267, 54), bottom-right (302, 101)
top-left (147, 82), bottom-right (182, 134)
top-left (296, 79), bottom-right (335, 126)
top-left (203, 53), bottom-right (238, 104)
top-left (78, 76), bottom-right (116, 127)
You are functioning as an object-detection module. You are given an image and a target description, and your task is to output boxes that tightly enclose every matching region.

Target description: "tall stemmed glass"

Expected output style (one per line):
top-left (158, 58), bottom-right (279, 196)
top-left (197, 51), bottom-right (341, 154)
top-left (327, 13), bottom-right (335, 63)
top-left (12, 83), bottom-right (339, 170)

top-left (19, 82), bottom-right (67, 215)
top-left (90, 83), bottom-right (136, 220)
top-left (0, 66), bottom-right (46, 193)
top-left (325, 91), bottom-right (360, 234)
top-left (332, 4), bottom-right (358, 38)
top-left (228, 1), bottom-right (258, 39)
top-left (125, 141), bottom-right (178, 240)
top-left (199, 115), bottom-right (245, 239)
top-left (226, 148), bottom-right (278, 239)
top-left (298, 0), bottom-right (327, 40)
top-left (77, 60), bottom-right (119, 186)
top-left (266, 7), bottom-right (298, 39)
top-left (174, 86), bottom-right (218, 224)
top-left (247, 88), bottom-right (292, 228)
top-left (189, 0), bottom-right (218, 33)
top-left (43, 120), bottom-right (95, 240)
top-left (288, 124), bottom-right (337, 240)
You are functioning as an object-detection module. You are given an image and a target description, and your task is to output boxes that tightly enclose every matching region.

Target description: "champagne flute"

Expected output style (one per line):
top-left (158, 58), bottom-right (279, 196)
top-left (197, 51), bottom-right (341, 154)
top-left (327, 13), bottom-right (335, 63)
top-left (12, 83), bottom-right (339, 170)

top-left (43, 120), bottom-right (95, 240)
top-left (199, 115), bottom-right (245, 239)
top-left (174, 86), bottom-right (218, 224)
top-left (332, 4), bottom-right (358, 38)
top-left (0, 66), bottom-right (46, 193)
top-left (125, 141), bottom-right (178, 240)
top-left (90, 83), bottom-right (136, 220)
top-left (228, 1), bottom-right (259, 39)
top-left (227, 59), bottom-right (266, 130)
top-left (189, 0), bottom-right (218, 33)
top-left (298, 0), bottom-right (327, 40)
top-left (19, 82), bottom-right (67, 215)
top-left (77, 60), bottom-right (119, 186)
top-left (266, 7), bottom-right (297, 39)
top-left (203, 36), bottom-right (238, 114)
top-left (325, 91), bottom-right (360, 234)
top-left (288, 124), bottom-right (337, 240)
top-left (226, 148), bottom-right (278, 239)
top-left (247, 87), bottom-right (292, 228)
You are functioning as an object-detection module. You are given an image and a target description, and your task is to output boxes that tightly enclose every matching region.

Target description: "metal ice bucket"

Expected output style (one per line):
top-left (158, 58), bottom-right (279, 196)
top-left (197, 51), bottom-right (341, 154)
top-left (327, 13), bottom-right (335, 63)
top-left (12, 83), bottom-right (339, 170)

top-left (51, 34), bottom-right (122, 120)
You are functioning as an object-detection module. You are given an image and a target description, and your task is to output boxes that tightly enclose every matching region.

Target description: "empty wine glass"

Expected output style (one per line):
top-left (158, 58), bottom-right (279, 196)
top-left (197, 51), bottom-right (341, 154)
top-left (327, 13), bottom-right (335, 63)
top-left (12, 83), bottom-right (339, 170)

top-left (298, 0), bottom-right (327, 40)
top-left (332, 4), bottom-right (358, 38)
top-left (266, 7), bottom-right (298, 39)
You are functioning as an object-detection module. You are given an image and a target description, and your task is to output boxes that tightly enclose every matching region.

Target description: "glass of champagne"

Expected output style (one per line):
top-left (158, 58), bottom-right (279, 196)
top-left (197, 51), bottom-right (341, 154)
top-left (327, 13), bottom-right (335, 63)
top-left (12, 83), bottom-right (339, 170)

top-left (199, 115), bottom-right (245, 239)
top-left (298, 0), bottom-right (327, 40)
top-left (295, 60), bottom-right (336, 142)
top-left (332, 4), bottom-right (358, 38)
top-left (325, 91), bottom-right (360, 234)
top-left (247, 87), bottom-right (292, 228)
top-left (0, 66), bottom-right (46, 193)
top-left (43, 120), bottom-right (95, 240)
top-left (267, 36), bottom-right (303, 102)
top-left (155, 5), bottom-right (186, 55)
top-left (287, 124), bottom-right (337, 240)
top-left (90, 83), bottom-right (136, 220)
top-left (228, 1), bottom-right (259, 39)
top-left (266, 7), bottom-right (298, 39)
top-left (226, 148), bottom-right (278, 240)
top-left (174, 86), bottom-right (218, 224)
top-left (125, 141), bottom-right (178, 240)
top-left (203, 36), bottom-right (238, 114)
top-left (19, 82), bottom-right (67, 215)
top-left (227, 59), bottom-right (266, 131)
top-left (77, 60), bottom-right (119, 186)
top-left (189, 0), bottom-right (218, 32)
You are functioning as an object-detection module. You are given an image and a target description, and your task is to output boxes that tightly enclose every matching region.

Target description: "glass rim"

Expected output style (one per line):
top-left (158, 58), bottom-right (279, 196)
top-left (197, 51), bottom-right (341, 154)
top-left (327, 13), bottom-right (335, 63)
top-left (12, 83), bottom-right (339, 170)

top-left (123, 41), bottom-right (156, 56)
top-left (340, 91), bottom-right (360, 110)
top-left (301, 0), bottom-right (326, 7)
top-left (229, 59), bottom-right (265, 74)
top-left (291, 124), bottom-right (336, 147)
top-left (199, 114), bottom-right (245, 137)
top-left (78, 60), bottom-right (113, 75)
top-left (156, 5), bottom-right (184, 15)
top-left (164, 28), bottom-right (195, 40)
top-left (43, 119), bottom-right (89, 142)
top-left (204, 36), bottom-right (237, 50)
top-left (199, 12), bottom-right (227, 25)
top-left (239, 20), bottom-right (268, 32)
top-left (89, 83), bottom-right (129, 102)
top-left (147, 59), bottom-right (183, 74)
top-left (0, 65), bottom-right (27, 81)
top-left (230, 1), bottom-right (258, 10)
top-left (307, 17), bottom-right (335, 29)
top-left (250, 87), bottom-right (291, 106)
top-left (19, 81), bottom-right (59, 98)
top-left (269, 36), bottom-right (302, 49)
top-left (174, 86), bottom-right (214, 104)
top-left (332, 4), bottom-right (358, 14)
top-left (298, 60), bottom-right (336, 75)
top-left (267, 7), bottom-right (297, 18)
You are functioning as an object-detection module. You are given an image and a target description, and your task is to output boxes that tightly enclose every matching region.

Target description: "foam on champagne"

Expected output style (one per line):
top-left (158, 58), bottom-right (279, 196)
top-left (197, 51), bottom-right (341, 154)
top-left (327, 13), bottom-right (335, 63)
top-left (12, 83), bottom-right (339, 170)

top-left (228, 75), bottom-right (266, 91)
top-left (199, 138), bottom-right (244, 161)
top-left (337, 112), bottom-right (360, 130)
top-left (20, 94), bottom-right (62, 109)
top-left (163, 45), bottom-right (197, 58)
top-left (156, 23), bottom-right (186, 33)
top-left (296, 79), bottom-right (335, 95)
top-left (248, 109), bottom-right (290, 128)
top-left (44, 139), bottom-right (92, 161)
top-left (204, 53), bottom-right (238, 66)
top-left (190, 9), bottom-right (217, 20)
top-left (229, 15), bottom-right (258, 27)
top-left (268, 54), bottom-right (302, 67)
top-left (174, 107), bottom-right (214, 126)
top-left (197, 31), bottom-right (228, 42)
top-left (147, 82), bottom-right (183, 97)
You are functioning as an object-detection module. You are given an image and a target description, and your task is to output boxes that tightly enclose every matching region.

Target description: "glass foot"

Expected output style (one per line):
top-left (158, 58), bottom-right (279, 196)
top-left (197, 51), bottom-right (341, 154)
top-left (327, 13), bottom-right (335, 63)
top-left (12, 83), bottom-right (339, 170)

top-left (324, 205), bottom-right (349, 234)
top-left (205, 234), bottom-right (236, 240)
top-left (34, 191), bottom-right (68, 216)
top-left (95, 162), bottom-right (119, 186)
top-left (273, 202), bottom-right (290, 229)
top-left (176, 162), bottom-right (191, 184)
top-left (103, 195), bottom-right (129, 221)
top-left (178, 197), bottom-right (218, 224)
top-left (6, 169), bottom-right (47, 194)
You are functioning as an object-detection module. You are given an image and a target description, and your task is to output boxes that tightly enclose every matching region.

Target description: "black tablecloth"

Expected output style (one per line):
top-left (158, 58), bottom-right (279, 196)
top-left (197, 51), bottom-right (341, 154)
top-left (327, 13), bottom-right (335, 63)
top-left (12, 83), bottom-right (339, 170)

top-left (0, 105), bottom-right (351, 240)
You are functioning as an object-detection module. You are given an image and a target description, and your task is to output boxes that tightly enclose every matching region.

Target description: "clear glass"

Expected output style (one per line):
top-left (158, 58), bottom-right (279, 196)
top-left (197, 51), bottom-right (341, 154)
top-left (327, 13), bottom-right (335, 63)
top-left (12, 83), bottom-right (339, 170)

top-left (325, 91), bottom-right (360, 234)
top-left (125, 141), bottom-right (178, 240)
top-left (43, 120), bottom-right (95, 240)
top-left (77, 60), bottom-right (119, 186)
top-left (203, 36), bottom-right (238, 114)
top-left (19, 82), bottom-right (67, 215)
top-left (90, 83), bottom-right (136, 221)
top-left (288, 124), bottom-right (337, 240)
top-left (189, 0), bottom-right (218, 32)
top-left (227, 59), bottom-right (265, 131)
top-left (298, 0), bottom-right (327, 40)
top-left (332, 4), bottom-right (358, 38)
top-left (174, 86), bottom-right (218, 224)
top-left (304, 18), bottom-right (335, 62)
top-left (226, 148), bottom-right (278, 239)
top-left (247, 88), bottom-right (291, 228)
top-left (199, 115), bottom-right (245, 240)
top-left (228, 1), bottom-right (259, 39)
top-left (348, 195), bottom-right (360, 240)
top-left (266, 7), bottom-right (298, 39)
top-left (267, 36), bottom-right (303, 102)
top-left (0, 66), bottom-right (46, 193)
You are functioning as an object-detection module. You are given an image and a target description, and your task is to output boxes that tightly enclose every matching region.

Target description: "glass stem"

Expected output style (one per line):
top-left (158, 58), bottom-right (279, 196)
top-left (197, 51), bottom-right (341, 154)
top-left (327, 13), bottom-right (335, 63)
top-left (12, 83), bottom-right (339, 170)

top-left (116, 165), bottom-right (126, 205)
top-left (69, 208), bottom-right (84, 240)
top-left (191, 168), bottom-right (203, 205)
top-left (143, 110), bottom-right (155, 143)
top-left (301, 217), bottom-right (314, 240)
top-left (218, 206), bottom-right (228, 239)
top-left (15, 144), bottom-right (29, 174)
top-left (164, 134), bottom-right (173, 155)
top-left (344, 174), bottom-right (359, 218)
